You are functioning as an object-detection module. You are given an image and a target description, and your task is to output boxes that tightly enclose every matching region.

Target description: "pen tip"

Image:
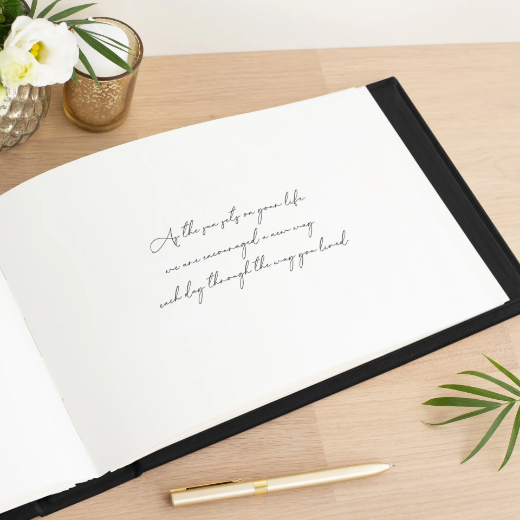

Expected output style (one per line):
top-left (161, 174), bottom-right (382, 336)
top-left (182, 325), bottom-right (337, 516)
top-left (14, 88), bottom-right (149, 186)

top-left (389, 464), bottom-right (395, 468)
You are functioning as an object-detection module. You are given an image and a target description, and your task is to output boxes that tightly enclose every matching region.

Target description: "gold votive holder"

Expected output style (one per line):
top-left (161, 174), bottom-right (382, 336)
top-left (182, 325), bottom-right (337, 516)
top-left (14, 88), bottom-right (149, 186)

top-left (63, 17), bottom-right (143, 132)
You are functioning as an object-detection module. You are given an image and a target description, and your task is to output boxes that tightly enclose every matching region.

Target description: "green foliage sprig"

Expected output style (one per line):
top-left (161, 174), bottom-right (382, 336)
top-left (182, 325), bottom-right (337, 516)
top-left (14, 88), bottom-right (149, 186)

top-left (0, 0), bottom-right (25, 48)
top-left (424, 355), bottom-right (520, 470)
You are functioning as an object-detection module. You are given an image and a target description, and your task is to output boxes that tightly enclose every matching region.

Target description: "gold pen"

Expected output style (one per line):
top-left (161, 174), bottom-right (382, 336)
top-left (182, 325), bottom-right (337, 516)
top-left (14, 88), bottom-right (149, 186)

top-left (170, 463), bottom-right (393, 507)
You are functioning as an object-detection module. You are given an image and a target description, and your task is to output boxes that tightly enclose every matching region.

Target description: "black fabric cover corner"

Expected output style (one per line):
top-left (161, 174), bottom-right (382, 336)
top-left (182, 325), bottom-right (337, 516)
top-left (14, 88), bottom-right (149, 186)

top-left (4, 77), bottom-right (520, 520)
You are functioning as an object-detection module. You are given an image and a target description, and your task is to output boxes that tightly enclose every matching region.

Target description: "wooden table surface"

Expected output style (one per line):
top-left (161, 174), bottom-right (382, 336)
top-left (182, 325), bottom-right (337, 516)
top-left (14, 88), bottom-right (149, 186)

top-left (2, 42), bottom-right (520, 520)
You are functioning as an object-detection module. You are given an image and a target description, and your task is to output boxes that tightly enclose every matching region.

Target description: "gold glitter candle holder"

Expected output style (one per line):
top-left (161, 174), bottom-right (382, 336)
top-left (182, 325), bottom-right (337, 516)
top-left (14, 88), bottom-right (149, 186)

top-left (63, 18), bottom-right (143, 132)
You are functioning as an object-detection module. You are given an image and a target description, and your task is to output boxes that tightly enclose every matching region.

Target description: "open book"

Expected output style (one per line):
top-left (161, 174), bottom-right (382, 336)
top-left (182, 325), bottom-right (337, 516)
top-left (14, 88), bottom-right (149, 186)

top-left (0, 86), bottom-right (509, 514)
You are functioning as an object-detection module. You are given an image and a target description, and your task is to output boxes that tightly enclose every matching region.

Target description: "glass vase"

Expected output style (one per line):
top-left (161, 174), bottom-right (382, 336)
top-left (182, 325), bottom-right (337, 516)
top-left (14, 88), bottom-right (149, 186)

top-left (62, 17), bottom-right (143, 132)
top-left (0, 84), bottom-right (51, 152)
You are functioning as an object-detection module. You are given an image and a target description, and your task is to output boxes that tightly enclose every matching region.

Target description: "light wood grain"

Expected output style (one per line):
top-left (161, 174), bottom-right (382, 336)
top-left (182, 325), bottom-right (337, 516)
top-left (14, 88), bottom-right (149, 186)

top-left (2, 43), bottom-right (520, 520)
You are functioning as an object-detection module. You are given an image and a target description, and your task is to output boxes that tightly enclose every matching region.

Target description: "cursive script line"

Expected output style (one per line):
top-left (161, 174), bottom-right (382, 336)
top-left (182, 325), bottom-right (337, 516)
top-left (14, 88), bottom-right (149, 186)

top-left (165, 220), bottom-right (315, 274)
top-left (150, 190), bottom-right (306, 254)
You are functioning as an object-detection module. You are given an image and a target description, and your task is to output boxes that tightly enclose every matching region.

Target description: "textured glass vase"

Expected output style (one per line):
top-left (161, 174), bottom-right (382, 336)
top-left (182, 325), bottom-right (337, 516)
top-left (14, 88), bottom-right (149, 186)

top-left (63, 18), bottom-right (143, 132)
top-left (0, 84), bottom-right (51, 152)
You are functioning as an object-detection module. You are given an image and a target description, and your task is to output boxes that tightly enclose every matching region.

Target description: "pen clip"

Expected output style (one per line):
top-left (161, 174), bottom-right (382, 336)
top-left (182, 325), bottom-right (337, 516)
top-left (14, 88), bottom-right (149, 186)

top-left (170, 479), bottom-right (242, 493)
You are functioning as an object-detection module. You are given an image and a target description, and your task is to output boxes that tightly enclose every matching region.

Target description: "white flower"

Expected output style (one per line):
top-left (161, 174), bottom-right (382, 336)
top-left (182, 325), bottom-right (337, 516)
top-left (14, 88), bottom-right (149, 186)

top-left (0, 46), bottom-right (38, 88)
top-left (3, 16), bottom-right (78, 87)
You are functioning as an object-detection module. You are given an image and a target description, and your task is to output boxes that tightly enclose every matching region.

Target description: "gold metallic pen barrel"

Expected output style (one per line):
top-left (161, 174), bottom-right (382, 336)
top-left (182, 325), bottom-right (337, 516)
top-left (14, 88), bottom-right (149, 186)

top-left (266, 463), bottom-right (390, 492)
top-left (170, 464), bottom-right (392, 507)
top-left (171, 481), bottom-right (254, 507)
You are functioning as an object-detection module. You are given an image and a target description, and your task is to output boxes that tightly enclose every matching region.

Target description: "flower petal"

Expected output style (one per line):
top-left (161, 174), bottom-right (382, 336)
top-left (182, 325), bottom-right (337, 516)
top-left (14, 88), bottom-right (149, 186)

top-left (3, 16), bottom-right (78, 86)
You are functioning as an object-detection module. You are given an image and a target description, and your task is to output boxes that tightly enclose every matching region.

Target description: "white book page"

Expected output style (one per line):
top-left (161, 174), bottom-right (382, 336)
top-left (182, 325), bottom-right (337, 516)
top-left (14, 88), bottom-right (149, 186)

top-left (0, 274), bottom-right (96, 514)
top-left (0, 87), bottom-right (508, 476)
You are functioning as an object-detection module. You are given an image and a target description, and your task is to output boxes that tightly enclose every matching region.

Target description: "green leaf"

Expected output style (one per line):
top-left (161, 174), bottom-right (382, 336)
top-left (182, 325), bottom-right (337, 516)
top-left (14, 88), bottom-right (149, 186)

top-left (424, 407), bottom-right (496, 426)
top-left (71, 68), bottom-right (78, 85)
top-left (64, 19), bottom-right (111, 26)
top-left (88, 34), bottom-right (135, 57)
top-left (89, 36), bottom-right (133, 56)
top-left (74, 27), bottom-right (134, 75)
top-left (459, 371), bottom-right (520, 398)
top-left (47, 3), bottom-right (96, 22)
top-left (0, 0), bottom-right (25, 17)
top-left (484, 355), bottom-right (520, 389)
top-left (0, 0), bottom-right (24, 27)
top-left (29, 0), bottom-right (37, 18)
top-left (462, 402), bottom-right (515, 463)
top-left (439, 384), bottom-right (516, 402)
top-left (78, 48), bottom-right (100, 88)
top-left (423, 397), bottom-right (503, 409)
top-left (499, 405), bottom-right (520, 470)
top-left (80, 28), bottom-right (133, 52)
top-left (37, 0), bottom-right (61, 18)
